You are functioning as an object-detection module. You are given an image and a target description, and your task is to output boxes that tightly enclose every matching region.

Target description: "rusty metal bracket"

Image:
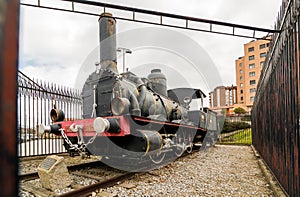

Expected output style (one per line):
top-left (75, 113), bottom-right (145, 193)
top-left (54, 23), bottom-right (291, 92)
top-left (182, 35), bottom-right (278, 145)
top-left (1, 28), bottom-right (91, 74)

top-left (0, 0), bottom-right (19, 196)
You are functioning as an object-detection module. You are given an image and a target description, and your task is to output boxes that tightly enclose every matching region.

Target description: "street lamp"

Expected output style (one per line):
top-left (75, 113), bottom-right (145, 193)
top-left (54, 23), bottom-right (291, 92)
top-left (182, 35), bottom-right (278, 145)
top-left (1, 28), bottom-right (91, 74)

top-left (117, 47), bottom-right (132, 73)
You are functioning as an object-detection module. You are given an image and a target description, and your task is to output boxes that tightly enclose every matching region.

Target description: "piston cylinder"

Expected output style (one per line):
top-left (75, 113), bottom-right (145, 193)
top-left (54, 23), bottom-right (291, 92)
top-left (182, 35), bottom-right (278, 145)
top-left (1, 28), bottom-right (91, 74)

top-left (127, 130), bottom-right (163, 155)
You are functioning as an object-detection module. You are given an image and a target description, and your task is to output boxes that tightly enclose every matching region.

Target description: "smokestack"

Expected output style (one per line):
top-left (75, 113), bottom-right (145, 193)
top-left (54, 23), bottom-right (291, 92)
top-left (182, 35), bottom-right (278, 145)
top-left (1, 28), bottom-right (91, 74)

top-left (99, 13), bottom-right (118, 73)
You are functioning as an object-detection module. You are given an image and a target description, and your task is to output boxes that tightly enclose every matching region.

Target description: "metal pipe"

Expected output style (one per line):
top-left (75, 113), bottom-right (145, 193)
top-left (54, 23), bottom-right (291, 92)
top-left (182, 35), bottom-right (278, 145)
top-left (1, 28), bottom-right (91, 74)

top-left (99, 13), bottom-right (118, 73)
top-left (117, 47), bottom-right (132, 73)
top-left (20, 1), bottom-right (280, 39)
top-left (61, 0), bottom-right (280, 33)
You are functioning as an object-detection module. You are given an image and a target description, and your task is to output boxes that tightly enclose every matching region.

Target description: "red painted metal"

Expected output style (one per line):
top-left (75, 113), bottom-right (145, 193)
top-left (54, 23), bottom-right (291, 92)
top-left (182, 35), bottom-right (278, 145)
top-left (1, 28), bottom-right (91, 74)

top-left (0, 0), bottom-right (19, 196)
top-left (60, 116), bottom-right (131, 137)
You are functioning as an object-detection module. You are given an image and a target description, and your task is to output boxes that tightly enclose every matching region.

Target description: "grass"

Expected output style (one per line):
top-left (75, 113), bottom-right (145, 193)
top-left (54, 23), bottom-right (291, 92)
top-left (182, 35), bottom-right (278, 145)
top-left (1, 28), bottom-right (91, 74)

top-left (220, 128), bottom-right (252, 145)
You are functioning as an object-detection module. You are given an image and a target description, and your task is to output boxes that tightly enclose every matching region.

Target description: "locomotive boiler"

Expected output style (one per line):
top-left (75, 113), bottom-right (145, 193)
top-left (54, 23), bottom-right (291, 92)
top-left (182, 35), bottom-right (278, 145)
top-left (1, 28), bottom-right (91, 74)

top-left (39, 13), bottom-right (217, 168)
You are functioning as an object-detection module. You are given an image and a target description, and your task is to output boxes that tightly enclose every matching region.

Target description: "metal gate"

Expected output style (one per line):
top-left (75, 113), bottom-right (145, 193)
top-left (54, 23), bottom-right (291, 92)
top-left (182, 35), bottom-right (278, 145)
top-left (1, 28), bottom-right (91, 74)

top-left (18, 71), bottom-right (82, 157)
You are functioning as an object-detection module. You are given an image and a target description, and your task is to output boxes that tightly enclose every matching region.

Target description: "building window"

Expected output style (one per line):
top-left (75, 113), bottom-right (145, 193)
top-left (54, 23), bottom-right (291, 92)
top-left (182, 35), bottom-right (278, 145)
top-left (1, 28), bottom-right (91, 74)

top-left (248, 47), bottom-right (254, 52)
top-left (260, 52), bottom-right (266, 58)
top-left (240, 76), bottom-right (243, 80)
top-left (250, 80), bottom-right (256, 86)
top-left (250, 96), bottom-right (255, 102)
top-left (266, 43), bottom-right (270, 47)
top-left (260, 61), bottom-right (264, 67)
top-left (240, 83), bottom-right (243, 87)
top-left (249, 63), bottom-right (255, 69)
top-left (249, 71), bottom-right (255, 77)
top-left (249, 55), bottom-right (255, 60)
top-left (240, 69), bottom-right (243, 74)
top-left (241, 96), bottom-right (244, 101)
top-left (241, 90), bottom-right (243, 94)
top-left (250, 88), bottom-right (256, 93)
top-left (239, 63), bottom-right (242, 67)
top-left (259, 44), bottom-right (266, 49)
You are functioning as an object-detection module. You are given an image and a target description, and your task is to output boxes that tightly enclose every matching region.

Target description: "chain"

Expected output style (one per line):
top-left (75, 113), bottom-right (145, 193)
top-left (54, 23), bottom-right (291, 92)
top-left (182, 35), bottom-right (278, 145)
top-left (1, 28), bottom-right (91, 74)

top-left (85, 132), bottom-right (98, 146)
top-left (60, 129), bottom-right (83, 154)
top-left (60, 127), bottom-right (98, 153)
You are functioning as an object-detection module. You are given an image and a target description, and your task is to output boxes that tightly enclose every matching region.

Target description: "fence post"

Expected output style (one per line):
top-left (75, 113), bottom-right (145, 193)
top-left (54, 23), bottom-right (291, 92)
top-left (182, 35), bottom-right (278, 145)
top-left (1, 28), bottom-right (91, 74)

top-left (0, 0), bottom-right (19, 196)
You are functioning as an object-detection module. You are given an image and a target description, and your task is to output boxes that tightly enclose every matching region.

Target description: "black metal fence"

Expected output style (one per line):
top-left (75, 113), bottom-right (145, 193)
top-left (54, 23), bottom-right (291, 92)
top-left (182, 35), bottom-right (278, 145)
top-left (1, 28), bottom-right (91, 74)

top-left (17, 71), bottom-right (82, 157)
top-left (219, 128), bottom-right (252, 145)
top-left (252, 0), bottom-right (300, 195)
top-left (218, 116), bottom-right (252, 145)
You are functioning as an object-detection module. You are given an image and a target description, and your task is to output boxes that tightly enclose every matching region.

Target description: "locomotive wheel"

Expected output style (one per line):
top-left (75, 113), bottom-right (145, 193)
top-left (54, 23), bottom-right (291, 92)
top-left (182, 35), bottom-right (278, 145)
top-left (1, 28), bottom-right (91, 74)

top-left (185, 132), bottom-right (194, 154)
top-left (149, 151), bottom-right (166, 164)
top-left (173, 131), bottom-right (185, 157)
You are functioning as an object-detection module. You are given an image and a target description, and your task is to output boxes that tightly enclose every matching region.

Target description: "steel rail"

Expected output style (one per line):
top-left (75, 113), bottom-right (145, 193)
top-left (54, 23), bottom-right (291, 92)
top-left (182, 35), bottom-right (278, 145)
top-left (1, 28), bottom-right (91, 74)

top-left (19, 172), bottom-right (39, 181)
top-left (19, 160), bottom-right (104, 181)
top-left (58, 149), bottom-right (200, 197)
top-left (20, 148), bottom-right (201, 196)
top-left (58, 172), bottom-right (136, 197)
top-left (20, 0), bottom-right (280, 39)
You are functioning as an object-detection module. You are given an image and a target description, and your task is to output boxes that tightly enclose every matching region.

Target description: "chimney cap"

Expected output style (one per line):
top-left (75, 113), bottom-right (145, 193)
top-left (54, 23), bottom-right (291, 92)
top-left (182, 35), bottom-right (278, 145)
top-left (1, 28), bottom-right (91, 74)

top-left (99, 12), bottom-right (116, 21)
top-left (100, 12), bottom-right (113, 17)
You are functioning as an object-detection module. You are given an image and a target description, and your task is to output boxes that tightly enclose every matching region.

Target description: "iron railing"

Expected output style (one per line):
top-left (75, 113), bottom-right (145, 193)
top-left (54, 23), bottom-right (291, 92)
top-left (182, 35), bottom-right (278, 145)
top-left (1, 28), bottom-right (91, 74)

top-left (219, 129), bottom-right (252, 145)
top-left (17, 71), bottom-right (82, 157)
top-left (218, 117), bottom-right (252, 145)
top-left (252, 0), bottom-right (300, 195)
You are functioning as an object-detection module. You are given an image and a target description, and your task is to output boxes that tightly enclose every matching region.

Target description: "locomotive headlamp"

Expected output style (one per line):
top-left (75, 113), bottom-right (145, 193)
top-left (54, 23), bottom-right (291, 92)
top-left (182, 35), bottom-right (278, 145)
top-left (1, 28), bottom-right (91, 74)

top-left (183, 96), bottom-right (191, 105)
top-left (93, 117), bottom-right (110, 134)
top-left (111, 97), bottom-right (130, 115)
top-left (50, 109), bottom-right (65, 122)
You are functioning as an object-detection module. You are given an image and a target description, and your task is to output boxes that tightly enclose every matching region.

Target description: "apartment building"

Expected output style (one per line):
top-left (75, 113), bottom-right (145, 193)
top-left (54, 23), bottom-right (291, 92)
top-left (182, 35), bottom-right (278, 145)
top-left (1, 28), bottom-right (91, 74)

top-left (209, 85), bottom-right (237, 114)
top-left (235, 38), bottom-right (270, 112)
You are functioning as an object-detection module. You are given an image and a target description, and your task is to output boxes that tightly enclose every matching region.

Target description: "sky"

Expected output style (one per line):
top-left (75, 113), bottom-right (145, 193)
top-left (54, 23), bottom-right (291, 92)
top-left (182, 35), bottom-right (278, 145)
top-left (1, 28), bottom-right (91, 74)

top-left (19, 0), bottom-right (283, 106)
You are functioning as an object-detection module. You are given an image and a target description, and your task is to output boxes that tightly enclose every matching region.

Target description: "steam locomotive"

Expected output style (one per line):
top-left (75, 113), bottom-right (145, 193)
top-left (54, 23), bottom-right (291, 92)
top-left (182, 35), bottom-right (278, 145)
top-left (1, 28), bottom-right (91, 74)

top-left (39, 13), bottom-right (218, 167)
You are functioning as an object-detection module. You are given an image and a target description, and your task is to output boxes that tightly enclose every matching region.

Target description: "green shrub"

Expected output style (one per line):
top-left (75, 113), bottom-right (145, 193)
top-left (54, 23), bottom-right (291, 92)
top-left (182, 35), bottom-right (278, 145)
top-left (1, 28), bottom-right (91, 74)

top-left (221, 121), bottom-right (250, 133)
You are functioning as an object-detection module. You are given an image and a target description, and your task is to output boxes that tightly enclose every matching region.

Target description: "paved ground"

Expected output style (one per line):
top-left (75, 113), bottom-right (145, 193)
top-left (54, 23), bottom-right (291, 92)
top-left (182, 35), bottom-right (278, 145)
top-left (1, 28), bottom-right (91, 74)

top-left (101, 145), bottom-right (274, 196)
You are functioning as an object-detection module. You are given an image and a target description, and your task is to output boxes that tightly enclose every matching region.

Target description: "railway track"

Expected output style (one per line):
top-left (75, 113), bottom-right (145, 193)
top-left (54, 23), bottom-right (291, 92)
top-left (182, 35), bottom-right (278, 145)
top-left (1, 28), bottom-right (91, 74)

top-left (20, 159), bottom-right (134, 197)
top-left (20, 150), bottom-right (201, 196)
top-left (20, 172), bottom-right (136, 197)
top-left (59, 172), bottom-right (136, 197)
top-left (19, 160), bottom-right (105, 181)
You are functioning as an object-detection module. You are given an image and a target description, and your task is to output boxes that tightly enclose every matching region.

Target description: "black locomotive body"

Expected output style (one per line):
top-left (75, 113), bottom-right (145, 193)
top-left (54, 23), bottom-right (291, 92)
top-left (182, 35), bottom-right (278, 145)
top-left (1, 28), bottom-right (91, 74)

top-left (40, 13), bottom-right (218, 167)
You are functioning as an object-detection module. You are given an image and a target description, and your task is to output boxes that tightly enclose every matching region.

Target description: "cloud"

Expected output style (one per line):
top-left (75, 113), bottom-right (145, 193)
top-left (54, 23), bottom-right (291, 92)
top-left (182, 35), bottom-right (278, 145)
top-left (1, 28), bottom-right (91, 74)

top-left (19, 0), bottom-right (283, 96)
top-left (19, 5), bottom-right (99, 65)
top-left (20, 57), bottom-right (79, 87)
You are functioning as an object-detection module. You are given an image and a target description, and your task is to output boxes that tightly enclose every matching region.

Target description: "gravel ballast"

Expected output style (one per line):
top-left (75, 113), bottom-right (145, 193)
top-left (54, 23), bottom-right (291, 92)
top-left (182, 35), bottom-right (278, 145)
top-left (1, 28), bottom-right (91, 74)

top-left (102, 145), bottom-right (274, 196)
